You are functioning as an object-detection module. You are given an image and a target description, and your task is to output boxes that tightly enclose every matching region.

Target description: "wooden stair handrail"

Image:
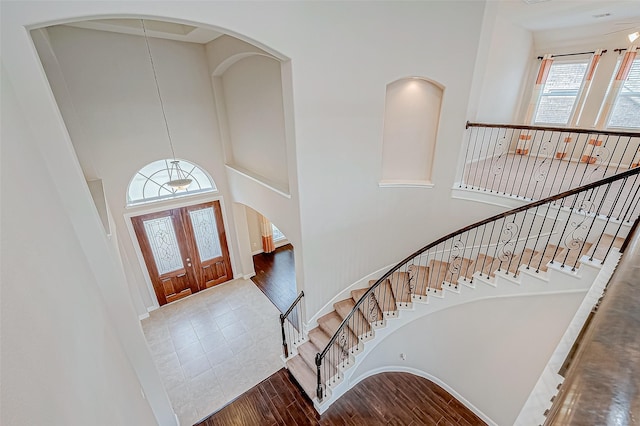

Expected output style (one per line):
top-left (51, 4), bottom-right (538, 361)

top-left (317, 166), bottom-right (640, 365)
top-left (282, 291), bottom-right (305, 319)
top-left (466, 121), bottom-right (640, 138)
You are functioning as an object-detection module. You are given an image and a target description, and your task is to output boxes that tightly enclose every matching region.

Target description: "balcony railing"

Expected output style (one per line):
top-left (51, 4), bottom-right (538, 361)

top-left (460, 122), bottom-right (640, 202)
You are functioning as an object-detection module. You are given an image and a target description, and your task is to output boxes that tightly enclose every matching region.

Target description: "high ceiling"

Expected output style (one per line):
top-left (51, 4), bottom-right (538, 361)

top-left (499, 0), bottom-right (640, 34)
top-left (62, 1), bottom-right (640, 45)
top-left (65, 18), bottom-right (223, 44)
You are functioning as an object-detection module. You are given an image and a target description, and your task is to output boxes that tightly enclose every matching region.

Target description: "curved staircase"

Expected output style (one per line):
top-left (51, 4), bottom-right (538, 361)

top-left (286, 236), bottom-right (622, 401)
top-left (280, 163), bottom-right (640, 422)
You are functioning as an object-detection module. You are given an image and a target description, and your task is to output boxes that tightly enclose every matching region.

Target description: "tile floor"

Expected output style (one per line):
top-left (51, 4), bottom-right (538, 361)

top-left (141, 279), bottom-right (284, 426)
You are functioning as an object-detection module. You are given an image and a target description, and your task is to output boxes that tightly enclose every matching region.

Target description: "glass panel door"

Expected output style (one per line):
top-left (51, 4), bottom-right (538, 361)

top-left (143, 216), bottom-right (185, 274)
top-left (131, 209), bottom-right (198, 306)
top-left (189, 207), bottom-right (222, 262)
top-left (132, 201), bottom-right (233, 306)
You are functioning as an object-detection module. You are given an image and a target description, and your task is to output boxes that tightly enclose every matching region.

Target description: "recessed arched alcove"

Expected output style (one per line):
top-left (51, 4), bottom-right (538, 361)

top-left (209, 41), bottom-right (290, 194)
top-left (380, 77), bottom-right (444, 187)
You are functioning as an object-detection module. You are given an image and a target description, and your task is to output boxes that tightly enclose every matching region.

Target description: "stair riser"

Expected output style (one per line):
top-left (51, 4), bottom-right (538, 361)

top-left (295, 237), bottom-right (623, 417)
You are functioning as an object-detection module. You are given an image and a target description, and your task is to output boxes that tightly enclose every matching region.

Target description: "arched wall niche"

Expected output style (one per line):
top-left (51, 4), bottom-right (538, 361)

top-left (380, 76), bottom-right (444, 187)
top-left (207, 36), bottom-right (290, 195)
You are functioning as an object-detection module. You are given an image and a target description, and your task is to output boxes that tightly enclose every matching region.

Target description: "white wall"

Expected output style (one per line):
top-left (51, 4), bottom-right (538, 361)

top-left (37, 25), bottom-right (249, 312)
top-left (245, 205), bottom-right (263, 252)
top-left (0, 65), bottom-right (164, 425)
top-left (1, 2), bottom-right (511, 422)
top-left (351, 292), bottom-right (586, 425)
top-left (290, 1), bottom-right (505, 316)
top-left (474, 13), bottom-right (533, 124)
top-left (33, 1), bottom-right (503, 320)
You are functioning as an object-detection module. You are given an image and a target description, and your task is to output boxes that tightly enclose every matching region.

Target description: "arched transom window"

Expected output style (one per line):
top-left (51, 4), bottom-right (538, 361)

top-left (127, 159), bottom-right (216, 206)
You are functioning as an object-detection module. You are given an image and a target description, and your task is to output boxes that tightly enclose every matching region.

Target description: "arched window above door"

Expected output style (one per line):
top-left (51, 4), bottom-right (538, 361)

top-left (127, 159), bottom-right (216, 206)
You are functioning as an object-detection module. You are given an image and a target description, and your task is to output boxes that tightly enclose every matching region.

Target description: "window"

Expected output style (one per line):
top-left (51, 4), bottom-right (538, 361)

top-left (272, 224), bottom-right (286, 242)
top-left (534, 60), bottom-right (589, 125)
top-left (127, 159), bottom-right (216, 206)
top-left (607, 58), bottom-right (640, 129)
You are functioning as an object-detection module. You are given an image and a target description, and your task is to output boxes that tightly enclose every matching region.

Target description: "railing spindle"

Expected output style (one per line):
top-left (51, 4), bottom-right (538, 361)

top-left (313, 166), bottom-right (640, 404)
top-left (462, 123), bottom-right (639, 202)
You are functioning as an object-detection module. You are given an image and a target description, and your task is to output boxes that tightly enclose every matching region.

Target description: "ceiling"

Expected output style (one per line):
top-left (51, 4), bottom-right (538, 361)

top-left (62, 2), bottom-right (640, 45)
top-left (499, 0), bottom-right (640, 34)
top-left (64, 18), bottom-right (223, 44)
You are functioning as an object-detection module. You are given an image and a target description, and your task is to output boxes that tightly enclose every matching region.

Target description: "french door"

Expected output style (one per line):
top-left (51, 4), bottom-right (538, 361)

top-left (131, 201), bottom-right (232, 306)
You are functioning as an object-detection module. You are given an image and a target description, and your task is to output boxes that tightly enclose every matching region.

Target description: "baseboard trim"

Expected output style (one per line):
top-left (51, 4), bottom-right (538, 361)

top-left (252, 240), bottom-right (291, 257)
top-left (243, 272), bottom-right (256, 280)
top-left (139, 305), bottom-right (158, 321)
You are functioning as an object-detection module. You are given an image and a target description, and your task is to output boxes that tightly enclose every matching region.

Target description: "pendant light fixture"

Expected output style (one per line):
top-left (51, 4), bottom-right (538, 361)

top-left (141, 19), bottom-right (193, 191)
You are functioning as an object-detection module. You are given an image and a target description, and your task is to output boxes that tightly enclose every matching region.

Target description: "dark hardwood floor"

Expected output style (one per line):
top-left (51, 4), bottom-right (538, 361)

top-left (251, 244), bottom-right (297, 313)
top-left (196, 368), bottom-right (486, 426)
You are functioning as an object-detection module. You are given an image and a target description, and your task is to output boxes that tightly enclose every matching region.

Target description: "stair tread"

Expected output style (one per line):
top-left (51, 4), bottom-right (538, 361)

top-left (334, 298), bottom-right (372, 336)
top-left (470, 254), bottom-right (500, 278)
top-left (318, 311), bottom-right (359, 350)
top-left (308, 327), bottom-right (332, 350)
top-left (370, 279), bottom-right (397, 313)
top-left (351, 288), bottom-right (384, 324)
top-left (407, 264), bottom-right (431, 295)
top-left (351, 288), bottom-right (368, 300)
top-left (504, 248), bottom-right (539, 275)
top-left (428, 260), bottom-right (449, 289)
top-left (309, 327), bottom-right (348, 372)
top-left (588, 234), bottom-right (625, 261)
top-left (388, 271), bottom-right (412, 304)
top-left (530, 244), bottom-right (563, 272)
top-left (297, 340), bottom-right (341, 384)
top-left (440, 257), bottom-right (474, 285)
top-left (297, 341), bottom-right (321, 371)
top-left (554, 242), bottom-right (592, 268)
top-left (287, 355), bottom-right (317, 399)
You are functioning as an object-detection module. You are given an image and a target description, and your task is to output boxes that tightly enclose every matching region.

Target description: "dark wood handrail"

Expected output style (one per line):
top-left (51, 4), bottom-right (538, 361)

top-left (282, 291), bottom-right (304, 319)
top-left (465, 121), bottom-right (640, 138)
top-left (318, 166), bottom-right (640, 361)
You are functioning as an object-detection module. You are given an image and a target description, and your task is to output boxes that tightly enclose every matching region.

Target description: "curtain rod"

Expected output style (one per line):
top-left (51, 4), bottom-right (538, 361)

top-left (614, 48), bottom-right (628, 53)
top-left (537, 50), bottom-right (606, 60)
